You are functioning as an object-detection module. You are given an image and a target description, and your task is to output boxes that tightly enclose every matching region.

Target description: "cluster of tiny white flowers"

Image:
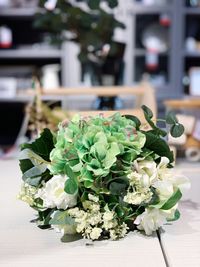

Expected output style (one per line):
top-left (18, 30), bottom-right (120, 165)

top-left (124, 190), bottom-right (152, 206)
top-left (17, 183), bottom-right (38, 206)
top-left (109, 222), bottom-right (129, 240)
top-left (102, 205), bottom-right (116, 230)
top-left (68, 195), bottom-right (102, 240)
top-left (124, 167), bottom-right (154, 206)
top-left (68, 195), bottom-right (128, 240)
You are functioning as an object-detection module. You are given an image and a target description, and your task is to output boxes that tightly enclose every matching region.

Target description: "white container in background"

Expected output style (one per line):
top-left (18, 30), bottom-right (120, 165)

top-left (185, 37), bottom-right (196, 52)
top-left (41, 64), bottom-right (60, 90)
top-left (145, 51), bottom-right (159, 70)
top-left (0, 78), bottom-right (17, 99)
top-left (0, 26), bottom-right (12, 48)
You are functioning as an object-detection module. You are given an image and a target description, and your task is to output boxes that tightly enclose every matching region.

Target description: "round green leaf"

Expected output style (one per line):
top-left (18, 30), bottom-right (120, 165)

top-left (170, 123), bottom-right (184, 138)
top-left (64, 178), bottom-right (78, 194)
top-left (141, 105), bottom-right (153, 119)
top-left (166, 111), bottom-right (178, 125)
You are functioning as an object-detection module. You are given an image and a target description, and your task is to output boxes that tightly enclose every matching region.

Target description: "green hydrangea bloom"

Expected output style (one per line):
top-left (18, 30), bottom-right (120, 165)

top-left (49, 113), bottom-right (146, 191)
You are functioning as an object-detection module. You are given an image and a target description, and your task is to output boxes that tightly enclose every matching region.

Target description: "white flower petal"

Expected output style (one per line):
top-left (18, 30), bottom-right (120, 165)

top-left (153, 180), bottom-right (174, 201)
top-left (135, 208), bottom-right (167, 235)
top-left (173, 175), bottom-right (191, 193)
top-left (37, 175), bottom-right (77, 210)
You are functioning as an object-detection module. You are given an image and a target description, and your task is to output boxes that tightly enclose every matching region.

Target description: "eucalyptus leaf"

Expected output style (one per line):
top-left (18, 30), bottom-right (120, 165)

top-left (20, 157), bottom-right (52, 186)
top-left (50, 210), bottom-right (75, 225)
top-left (170, 123), bottom-right (184, 138)
top-left (141, 105), bottom-right (153, 119)
top-left (166, 111), bottom-right (178, 125)
top-left (22, 164), bottom-right (47, 180)
top-left (19, 148), bottom-right (47, 164)
top-left (19, 159), bottom-right (34, 174)
top-left (141, 105), bottom-right (167, 137)
top-left (26, 176), bottom-right (42, 187)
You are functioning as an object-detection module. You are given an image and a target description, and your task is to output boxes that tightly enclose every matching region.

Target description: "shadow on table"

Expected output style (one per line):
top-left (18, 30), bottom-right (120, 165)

top-left (160, 200), bottom-right (200, 236)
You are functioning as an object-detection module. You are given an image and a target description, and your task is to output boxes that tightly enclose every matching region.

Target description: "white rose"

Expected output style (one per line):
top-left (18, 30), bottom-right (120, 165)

top-left (37, 175), bottom-right (77, 210)
top-left (157, 157), bottom-right (171, 179)
top-left (157, 157), bottom-right (170, 170)
top-left (134, 159), bottom-right (158, 187)
top-left (134, 208), bottom-right (167, 235)
top-left (153, 180), bottom-right (174, 201)
top-left (169, 174), bottom-right (191, 193)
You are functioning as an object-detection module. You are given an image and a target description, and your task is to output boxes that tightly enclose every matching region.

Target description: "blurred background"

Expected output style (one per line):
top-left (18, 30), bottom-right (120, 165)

top-left (0, 0), bottom-right (200, 162)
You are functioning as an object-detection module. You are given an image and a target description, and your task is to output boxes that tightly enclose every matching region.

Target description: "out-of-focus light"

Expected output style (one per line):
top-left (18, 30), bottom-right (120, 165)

top-left (44, 0), bottom-right (57, 11)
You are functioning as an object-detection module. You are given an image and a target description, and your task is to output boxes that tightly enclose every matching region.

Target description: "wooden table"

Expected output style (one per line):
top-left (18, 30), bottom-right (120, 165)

top-left (159, 161), bottom-right (200, 267)
top-left (0, 160), bottom-right (199, 267)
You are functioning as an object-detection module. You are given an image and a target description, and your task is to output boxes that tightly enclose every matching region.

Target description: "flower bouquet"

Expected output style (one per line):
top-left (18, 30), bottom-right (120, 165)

top-left (18, 106), bottom-right (190, 241)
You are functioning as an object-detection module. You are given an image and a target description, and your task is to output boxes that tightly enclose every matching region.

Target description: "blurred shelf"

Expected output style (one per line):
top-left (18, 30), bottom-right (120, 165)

top-left (183, 50), bottom-right (200, 57)
top-left (129, 4), bottom-right (172, 14)
top-left (0, 7), bottom-right (42, 17)
top-left (0, 49), bottom-right (62, 59)
top-left (183, 7), bottom-right (200, 14)
top-left (25, 86), bottom-right (146, 97)
top-left (0, 94), bottom-right (64, 103)
top-left (164, 98), bottom-right (200, 109)
top-left (134, 49), bottom-right (169, 56)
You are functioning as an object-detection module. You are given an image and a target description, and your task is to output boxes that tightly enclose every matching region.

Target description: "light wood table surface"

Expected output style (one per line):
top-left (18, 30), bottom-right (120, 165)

top-left (0, 160), bottom-right (165, 267)
top-left (1, 160), bottom-right (199, 267)
top-left (160, 161), bottom-right (200, 267)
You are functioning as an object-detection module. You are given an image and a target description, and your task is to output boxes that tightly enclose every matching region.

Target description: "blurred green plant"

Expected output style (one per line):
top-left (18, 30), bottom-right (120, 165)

top-left (35, 0), bottom-right (125, 65)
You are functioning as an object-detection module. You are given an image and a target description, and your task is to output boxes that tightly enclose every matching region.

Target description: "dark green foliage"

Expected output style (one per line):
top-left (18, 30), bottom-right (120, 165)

top-left (21, 129), bottom-right (54, 162)
top-left (19, 129), bottom-right (54, 187)
top-left (142, 105), bottom-right (185, 138)
top-left (143, 131), bottom-right (174, 163)
top-left (64, 164), bottom-right (78, 194)
top-left (123, 114), bottom-right (141, 130)
top-left (35, 0), bottom-right (125, 64)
